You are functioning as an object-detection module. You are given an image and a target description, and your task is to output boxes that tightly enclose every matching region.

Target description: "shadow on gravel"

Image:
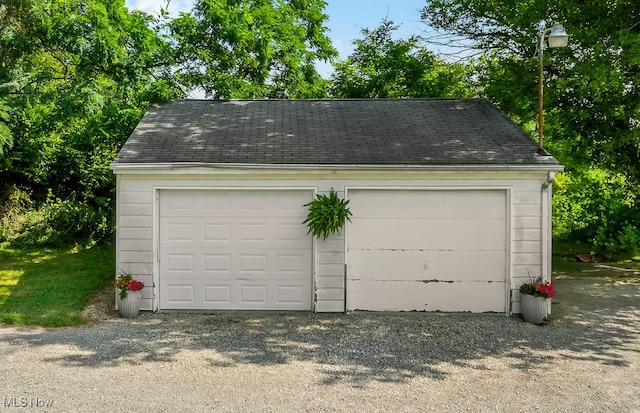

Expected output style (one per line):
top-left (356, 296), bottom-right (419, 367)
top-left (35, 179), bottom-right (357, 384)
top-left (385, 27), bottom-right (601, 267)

top-left (2, 271), bottom-right (639, 386)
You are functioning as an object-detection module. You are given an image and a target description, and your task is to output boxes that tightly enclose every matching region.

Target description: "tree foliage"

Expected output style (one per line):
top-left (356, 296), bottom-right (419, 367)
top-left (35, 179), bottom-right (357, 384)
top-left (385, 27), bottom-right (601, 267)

top-left (0, 100), bottom-right (12, 156)
top-left (553, 168), bottom-right (640, 255)
top-left (421, 0), bottom-right (640, 252)
top-left (421, 0), bottom-right (640, 179)
top-left (2, 0), bottom-right (636, 256)
top-left (166, 0), bottom-right (337, 98)
top-left (330, 20), bottom-right (475, 98)
top-left (0, 0), bottom-right (181, 246)
top-left (0, 0), bottom-right (339, 246)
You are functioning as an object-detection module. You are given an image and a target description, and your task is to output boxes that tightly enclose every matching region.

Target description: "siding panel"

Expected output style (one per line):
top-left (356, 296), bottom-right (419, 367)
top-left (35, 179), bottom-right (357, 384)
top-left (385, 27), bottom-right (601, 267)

top-left (315, 232), bottom-right (345, 312)
top-left (119, 216), bottom-right (153, 228)
top-left (514, 229), bottom-right (541, 241)
top-left (119, 203), bottom-right (152, 216)
top-left (119, 227), bottom-right (153, 240)
top-left (514, 216), bottom-right (541, 229)
top-left (514, 204), bottom-right (541, 217)
top-left (119, 239), bottom-right (153, 251)
top-left (119, 191), bottom-right (154, 204)
top-left (514, 191), bottom-right (541, 204)
top-left (119, 251), bottom-right (153, 264)
top-left (514, 240), bottom-right (541, 253)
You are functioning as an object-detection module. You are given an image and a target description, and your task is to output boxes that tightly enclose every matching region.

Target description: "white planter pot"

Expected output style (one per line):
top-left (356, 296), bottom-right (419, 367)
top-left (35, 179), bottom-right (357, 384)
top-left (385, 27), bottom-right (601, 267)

top-left (521, 294), bottom-right (549, 324)
top-left (116, 290), bottom-right (142, 319)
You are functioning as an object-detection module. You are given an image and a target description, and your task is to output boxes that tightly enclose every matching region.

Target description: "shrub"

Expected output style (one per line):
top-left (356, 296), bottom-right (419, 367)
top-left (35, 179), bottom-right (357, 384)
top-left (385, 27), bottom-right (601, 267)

top-left (0, 187), bottom-right (113, 248)
top-left (553, 168), bottom-right (640, 255)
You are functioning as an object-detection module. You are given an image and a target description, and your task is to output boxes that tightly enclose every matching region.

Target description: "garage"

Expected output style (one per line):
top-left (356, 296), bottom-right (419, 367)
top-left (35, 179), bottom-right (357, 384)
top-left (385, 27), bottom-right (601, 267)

top-left (158, 189), bottom-right (313, 310)
top-left (346, 189), bottom-right (508, 312)
top-left (111, 99), bottom-right (562, 313)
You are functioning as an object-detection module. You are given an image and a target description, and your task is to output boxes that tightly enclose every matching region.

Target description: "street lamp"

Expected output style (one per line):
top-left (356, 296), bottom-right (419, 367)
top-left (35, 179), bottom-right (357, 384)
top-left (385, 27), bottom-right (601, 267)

top-left (537, 23), bottom-right (569, 155)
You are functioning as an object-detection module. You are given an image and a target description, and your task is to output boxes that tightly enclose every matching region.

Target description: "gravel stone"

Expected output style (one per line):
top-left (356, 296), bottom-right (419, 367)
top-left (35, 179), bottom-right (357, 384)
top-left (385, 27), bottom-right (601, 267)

top-left (1, 276), bottom-right (639, 412)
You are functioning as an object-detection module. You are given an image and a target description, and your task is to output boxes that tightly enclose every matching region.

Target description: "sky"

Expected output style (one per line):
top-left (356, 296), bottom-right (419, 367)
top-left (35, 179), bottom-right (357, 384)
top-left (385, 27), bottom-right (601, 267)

top-left (125, 0), bottom-right (429, 78)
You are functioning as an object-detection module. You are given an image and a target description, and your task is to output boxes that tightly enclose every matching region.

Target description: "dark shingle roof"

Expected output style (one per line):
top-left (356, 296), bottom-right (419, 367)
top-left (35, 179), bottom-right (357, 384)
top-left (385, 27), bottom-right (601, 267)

top-left (112, 99), bottom-right (560, 167)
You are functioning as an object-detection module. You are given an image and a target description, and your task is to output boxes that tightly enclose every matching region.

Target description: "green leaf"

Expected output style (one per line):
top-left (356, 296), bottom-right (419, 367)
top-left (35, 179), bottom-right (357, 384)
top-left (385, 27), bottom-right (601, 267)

top-left (302, 189), bottom-right (352, 241)
top-left (166, 0), bottom-right (337, 98)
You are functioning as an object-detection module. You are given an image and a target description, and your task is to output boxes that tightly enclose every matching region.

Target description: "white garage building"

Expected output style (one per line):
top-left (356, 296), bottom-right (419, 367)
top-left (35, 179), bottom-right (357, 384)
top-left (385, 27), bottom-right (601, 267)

top-left (110, 99), bottom-right (563, 314)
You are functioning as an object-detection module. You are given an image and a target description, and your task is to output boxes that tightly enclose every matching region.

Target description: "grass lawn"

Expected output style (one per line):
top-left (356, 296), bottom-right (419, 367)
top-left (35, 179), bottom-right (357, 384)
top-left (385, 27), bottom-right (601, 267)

top-left (0, 245), bottom-right (114, 327)
top-left (553, 239), bottom-right (640, 273)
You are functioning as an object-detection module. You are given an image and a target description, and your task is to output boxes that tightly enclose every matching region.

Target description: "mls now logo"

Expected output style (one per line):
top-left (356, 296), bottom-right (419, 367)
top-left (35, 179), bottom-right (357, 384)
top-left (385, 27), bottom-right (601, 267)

top-left (3, 396), bottom-right (54, 408)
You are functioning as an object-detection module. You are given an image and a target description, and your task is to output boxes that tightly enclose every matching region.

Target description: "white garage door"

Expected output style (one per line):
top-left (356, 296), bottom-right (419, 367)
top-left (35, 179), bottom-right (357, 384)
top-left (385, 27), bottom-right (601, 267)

top-left (346, 189), bottom-right (507, 313)
top-left (159, 189), bottom-right (313, 310)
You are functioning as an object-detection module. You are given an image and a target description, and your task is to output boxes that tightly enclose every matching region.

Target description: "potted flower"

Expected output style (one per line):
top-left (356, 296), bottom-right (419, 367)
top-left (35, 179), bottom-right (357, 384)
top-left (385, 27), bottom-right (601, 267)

top-left (519, 276), bottom-right (555, 324)
top-left (115, 274), bottom-right (145, 319)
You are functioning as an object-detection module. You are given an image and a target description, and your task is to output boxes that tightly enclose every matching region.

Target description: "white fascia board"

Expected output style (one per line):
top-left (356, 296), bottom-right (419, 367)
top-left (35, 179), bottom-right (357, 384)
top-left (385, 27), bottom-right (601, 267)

top-left (109, 162), bottom-right (565, 174)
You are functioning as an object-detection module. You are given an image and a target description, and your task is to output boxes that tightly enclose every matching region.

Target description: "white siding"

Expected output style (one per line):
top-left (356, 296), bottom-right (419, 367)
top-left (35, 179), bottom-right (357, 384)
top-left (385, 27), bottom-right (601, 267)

top-left (511, 188), bottom-right (544, 314)
top-left (115, 187), bottom-right (155, 310)
top-left (114, 168), bottom-right (553, 313)
top-left (315, 235), bottom-right (346, 311)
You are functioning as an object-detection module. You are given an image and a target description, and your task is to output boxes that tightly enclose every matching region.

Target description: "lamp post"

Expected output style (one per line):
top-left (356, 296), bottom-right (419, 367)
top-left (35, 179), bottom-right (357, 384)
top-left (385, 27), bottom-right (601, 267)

top-left (537, 23), bottom-right (569, 155)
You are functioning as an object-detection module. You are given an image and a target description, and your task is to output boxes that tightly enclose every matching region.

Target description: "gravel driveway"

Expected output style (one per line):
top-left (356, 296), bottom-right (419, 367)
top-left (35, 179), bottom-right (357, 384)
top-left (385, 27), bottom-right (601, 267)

top-left (1, 272), bottom-right (639, 412)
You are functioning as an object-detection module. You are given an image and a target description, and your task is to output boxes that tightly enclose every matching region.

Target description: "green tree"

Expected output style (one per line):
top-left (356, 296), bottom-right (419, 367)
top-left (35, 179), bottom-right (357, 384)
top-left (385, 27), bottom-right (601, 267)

top-left (0, 0), bottom-right (180, 245)
top-left (330, 20), bottom-right (475, 98)
top-left (420, 0), bottom-right (640, 179)
top-left (420, 0), bottom-right (640, 253)
top-left (166, 0), bottom-right (337, 99)
top-left (0, 101), bottom-right (11, 157)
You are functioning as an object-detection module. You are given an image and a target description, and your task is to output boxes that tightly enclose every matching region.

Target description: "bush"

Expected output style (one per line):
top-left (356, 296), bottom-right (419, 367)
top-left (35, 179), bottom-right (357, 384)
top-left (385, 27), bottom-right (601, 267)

top-left (594, 223), bottom-right (640, 255)
top-left (553, 168), bottom-right (640, 255)
top-left (0, 186), bottom-right (33, 245)
top-left (0, 187), bottom-right (113, 248)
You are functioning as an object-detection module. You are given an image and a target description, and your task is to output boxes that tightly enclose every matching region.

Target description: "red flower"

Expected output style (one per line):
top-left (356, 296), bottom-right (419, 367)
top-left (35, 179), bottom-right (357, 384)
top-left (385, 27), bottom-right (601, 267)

top-left (127, 280), bottom-right (144, 291)
top-left (533, 282), bottom-right (555, 298)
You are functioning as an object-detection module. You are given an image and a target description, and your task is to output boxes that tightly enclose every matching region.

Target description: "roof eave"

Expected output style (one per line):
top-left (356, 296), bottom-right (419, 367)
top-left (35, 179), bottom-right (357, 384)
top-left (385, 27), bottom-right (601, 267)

top-left (110, 162), bottom-right (564, 173)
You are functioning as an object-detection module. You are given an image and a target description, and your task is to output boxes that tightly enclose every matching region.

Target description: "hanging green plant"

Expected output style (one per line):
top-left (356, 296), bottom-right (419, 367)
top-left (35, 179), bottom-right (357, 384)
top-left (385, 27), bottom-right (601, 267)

top-left (303, 189), bottom-right (352, 240)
